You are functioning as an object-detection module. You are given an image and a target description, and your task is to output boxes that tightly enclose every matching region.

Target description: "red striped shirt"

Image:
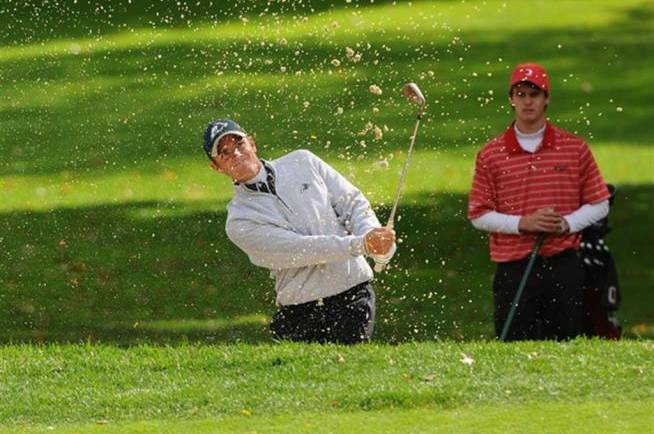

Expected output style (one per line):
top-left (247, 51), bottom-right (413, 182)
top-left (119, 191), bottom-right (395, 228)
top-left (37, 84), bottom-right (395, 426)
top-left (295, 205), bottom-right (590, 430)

top-left (468, 122), bottom-right (610, 262)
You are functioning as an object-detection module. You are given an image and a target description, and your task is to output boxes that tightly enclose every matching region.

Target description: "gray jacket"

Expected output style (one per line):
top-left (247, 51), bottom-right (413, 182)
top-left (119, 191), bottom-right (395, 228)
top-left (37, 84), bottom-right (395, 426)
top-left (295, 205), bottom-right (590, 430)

top-left (225, 149), bottom-right (380, 306)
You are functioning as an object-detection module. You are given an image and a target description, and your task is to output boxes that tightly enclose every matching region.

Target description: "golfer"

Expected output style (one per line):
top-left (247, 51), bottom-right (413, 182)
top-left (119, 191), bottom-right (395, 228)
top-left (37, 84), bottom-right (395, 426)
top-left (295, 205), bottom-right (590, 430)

top-left (468, 63), bottom-right (611, 341)
top-left (203, 119), bottom-right (396, 344)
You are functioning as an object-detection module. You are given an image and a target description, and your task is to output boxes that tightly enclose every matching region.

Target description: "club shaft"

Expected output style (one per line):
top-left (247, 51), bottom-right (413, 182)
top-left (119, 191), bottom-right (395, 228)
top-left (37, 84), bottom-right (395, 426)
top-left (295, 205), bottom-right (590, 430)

top-left (374, 112), bottom-right (422, 273)
top-left (499, 234), bottom-right (545, 341)
top-left (386, 114), bottom-right (422, 228)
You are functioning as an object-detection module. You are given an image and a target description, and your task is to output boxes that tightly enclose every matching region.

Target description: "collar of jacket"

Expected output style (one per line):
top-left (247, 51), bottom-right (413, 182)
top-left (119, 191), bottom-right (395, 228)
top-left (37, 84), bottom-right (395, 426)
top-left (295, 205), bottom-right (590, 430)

top-left (234, 160), bottom-right (276, 194)
top-left (503, 121), bottom-right (555, 154)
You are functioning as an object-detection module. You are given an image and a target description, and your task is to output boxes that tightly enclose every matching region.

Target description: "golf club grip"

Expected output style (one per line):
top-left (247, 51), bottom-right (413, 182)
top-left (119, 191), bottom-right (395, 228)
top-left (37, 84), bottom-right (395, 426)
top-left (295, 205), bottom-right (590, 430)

top-left (373, 221), bottom-right (394, 272)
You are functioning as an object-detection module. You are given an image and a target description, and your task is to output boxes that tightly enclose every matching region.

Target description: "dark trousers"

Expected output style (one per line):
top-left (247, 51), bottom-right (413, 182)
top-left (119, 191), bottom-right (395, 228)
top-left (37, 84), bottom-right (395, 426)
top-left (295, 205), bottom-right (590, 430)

top-left (493, 250), bottom-right (584, 341)
top-left (270, 281), bottom-right (375, 345)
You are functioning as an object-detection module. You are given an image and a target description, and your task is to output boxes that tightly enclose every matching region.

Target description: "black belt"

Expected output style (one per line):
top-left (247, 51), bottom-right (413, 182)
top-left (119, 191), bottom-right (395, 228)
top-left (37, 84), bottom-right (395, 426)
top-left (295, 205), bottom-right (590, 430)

top-left (502, 248), bottom-right (577, 267)
top-left (539, 248), bottom-right (577, 262)
top-left (299, 281), bottom-right (371, 308)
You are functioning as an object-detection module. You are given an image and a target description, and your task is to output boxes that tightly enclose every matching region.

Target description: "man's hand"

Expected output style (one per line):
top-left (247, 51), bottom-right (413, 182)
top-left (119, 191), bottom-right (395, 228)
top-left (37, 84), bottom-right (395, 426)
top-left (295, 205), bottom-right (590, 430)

top-left (518, 208), bottom-right (568, 234)
top-left (364, 227), bottom-right (396, 256)
top-left (559, 218), bottom-right (570, 234)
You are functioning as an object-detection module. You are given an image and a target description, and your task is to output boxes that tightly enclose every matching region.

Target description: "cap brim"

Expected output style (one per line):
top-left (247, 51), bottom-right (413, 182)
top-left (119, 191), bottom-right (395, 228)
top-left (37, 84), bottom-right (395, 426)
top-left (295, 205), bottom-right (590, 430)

top-left (210, 130), bottom-right (247, 157)
top-left (511, 79), bottom-right (547, 91)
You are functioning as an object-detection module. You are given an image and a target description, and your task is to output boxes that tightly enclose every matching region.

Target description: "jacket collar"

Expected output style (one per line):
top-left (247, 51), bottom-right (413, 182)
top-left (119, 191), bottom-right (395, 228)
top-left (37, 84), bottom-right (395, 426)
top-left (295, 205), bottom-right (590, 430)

top-left (234, 160), bottom-right (276, 195)
top-left (504, 121), bottom-right (555, 154)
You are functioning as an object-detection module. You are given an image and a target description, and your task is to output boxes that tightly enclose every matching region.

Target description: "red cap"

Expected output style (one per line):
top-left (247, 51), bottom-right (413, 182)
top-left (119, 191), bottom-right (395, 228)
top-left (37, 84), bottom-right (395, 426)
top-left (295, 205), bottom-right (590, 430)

top-left (510, 63), bottom-right (550, 93)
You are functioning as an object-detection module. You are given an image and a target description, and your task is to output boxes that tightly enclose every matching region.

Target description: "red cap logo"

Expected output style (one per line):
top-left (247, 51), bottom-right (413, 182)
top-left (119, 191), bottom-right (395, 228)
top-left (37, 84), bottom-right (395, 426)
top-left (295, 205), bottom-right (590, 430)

top-left (510, 63), bottom-right (550, 93)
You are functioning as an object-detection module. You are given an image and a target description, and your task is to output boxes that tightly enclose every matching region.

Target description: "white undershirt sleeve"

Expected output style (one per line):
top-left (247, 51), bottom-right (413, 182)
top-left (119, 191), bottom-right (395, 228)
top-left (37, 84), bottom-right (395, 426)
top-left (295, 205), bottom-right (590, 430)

top-left (471, 211), bottom-right (521, 234)
top-left (563, 200), bottom-right (609, 233)
top-left (471, 201), bottom-right (610, 235)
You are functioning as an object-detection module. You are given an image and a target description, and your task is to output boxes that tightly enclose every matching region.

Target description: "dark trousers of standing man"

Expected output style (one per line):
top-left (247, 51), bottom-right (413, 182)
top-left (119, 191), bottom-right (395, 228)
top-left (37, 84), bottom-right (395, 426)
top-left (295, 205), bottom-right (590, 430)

top-left (493, 249), bottom-right (584, 341)
top-left (270, 281), bottom-right (375, 345)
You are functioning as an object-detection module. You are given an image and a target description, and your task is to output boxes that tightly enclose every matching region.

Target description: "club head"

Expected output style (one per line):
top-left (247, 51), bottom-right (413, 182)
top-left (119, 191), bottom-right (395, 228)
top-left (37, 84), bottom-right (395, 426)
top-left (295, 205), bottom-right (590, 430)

top-left (402, 82), bottom-right (425, 109)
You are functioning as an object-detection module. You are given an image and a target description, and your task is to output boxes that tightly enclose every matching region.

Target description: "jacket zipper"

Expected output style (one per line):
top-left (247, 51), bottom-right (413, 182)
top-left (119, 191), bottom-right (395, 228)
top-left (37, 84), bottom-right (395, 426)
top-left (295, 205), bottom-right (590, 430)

top-left (266, 163), bottom-right (293, 213)
top-left (275, 193), bottom-right (292, 212)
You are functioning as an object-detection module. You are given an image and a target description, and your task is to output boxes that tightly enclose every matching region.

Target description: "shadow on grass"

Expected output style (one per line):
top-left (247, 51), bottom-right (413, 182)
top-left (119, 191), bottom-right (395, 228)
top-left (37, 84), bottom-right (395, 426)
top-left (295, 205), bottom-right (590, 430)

top-left (1, 185), bottom-right (652, 345)
top-left (0, 0), bottom-right (412, 45)
top-left (0, 13), bottom-right (652, 177)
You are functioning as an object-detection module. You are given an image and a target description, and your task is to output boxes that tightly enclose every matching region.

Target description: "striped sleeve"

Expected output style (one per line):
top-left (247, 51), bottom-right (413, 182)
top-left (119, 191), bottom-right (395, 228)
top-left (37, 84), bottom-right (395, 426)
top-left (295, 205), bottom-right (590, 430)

top-left (468, 150), bottom-right (496, 220)
top-left (578, 142), bottom-right (610, 205)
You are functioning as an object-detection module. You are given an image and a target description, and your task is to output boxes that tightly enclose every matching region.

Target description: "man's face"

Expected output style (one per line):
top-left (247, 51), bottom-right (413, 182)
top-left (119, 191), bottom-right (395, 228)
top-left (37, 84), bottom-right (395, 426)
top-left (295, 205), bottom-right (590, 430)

top-left (509, 83), bottom-right (549, 123)
top-left (210, 134), bottom-right (260, 182)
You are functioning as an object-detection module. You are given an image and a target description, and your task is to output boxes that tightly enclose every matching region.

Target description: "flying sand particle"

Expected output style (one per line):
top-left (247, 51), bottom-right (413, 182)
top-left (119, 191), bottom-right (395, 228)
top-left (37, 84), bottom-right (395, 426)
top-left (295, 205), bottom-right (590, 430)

top-left (369, 85), bottom-right (382, 95)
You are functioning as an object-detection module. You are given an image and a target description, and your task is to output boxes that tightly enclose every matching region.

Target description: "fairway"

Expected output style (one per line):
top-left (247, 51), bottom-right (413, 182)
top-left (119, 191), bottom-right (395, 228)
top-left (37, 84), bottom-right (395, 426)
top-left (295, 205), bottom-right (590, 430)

top-left (9, 401), bottom-right (654, 433)
top-left (1, 0), bottom-right (653, 431)
top-left (1, 341), bottom-right (653, 432)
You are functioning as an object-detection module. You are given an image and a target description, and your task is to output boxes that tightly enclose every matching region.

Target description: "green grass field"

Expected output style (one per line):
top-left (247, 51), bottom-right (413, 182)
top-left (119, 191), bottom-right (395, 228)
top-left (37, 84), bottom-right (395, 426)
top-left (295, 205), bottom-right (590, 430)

top-left (2, 341), bottom-right (653, 432)
top-left (1, 0), bottom-right (653, 431)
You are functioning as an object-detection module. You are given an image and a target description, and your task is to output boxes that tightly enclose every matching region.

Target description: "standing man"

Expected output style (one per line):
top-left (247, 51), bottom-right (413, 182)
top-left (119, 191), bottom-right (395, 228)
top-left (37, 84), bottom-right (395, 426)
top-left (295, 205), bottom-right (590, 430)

top-left (203, 119), bottom-right (396, 344)
top-left (468, 63), bottom-right (611, 341)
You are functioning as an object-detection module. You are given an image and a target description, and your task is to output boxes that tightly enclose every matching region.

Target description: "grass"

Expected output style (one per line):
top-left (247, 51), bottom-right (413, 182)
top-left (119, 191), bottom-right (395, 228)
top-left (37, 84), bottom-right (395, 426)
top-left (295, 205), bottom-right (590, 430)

top-left (0, 0), bottom-right (653, 431)
top-left (2, 148), bottom-right (652, 344)
top-left (10, 402), bottom-right (654, 434)
top-left (1, 340), bottom-right (653, 431)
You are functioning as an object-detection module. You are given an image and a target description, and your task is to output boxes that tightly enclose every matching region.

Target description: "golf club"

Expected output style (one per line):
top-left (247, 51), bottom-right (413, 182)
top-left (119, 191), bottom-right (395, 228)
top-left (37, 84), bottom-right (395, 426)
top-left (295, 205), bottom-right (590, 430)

top-left (374, 83), bottom-right (426, 272)
top-left (499, 234), bottom-right (545, 341)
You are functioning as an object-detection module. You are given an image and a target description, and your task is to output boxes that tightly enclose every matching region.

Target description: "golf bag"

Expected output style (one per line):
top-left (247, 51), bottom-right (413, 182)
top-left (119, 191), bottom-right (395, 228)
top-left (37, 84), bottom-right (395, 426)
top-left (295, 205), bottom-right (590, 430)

top-left (580, 184), bottom-right (622, 339)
